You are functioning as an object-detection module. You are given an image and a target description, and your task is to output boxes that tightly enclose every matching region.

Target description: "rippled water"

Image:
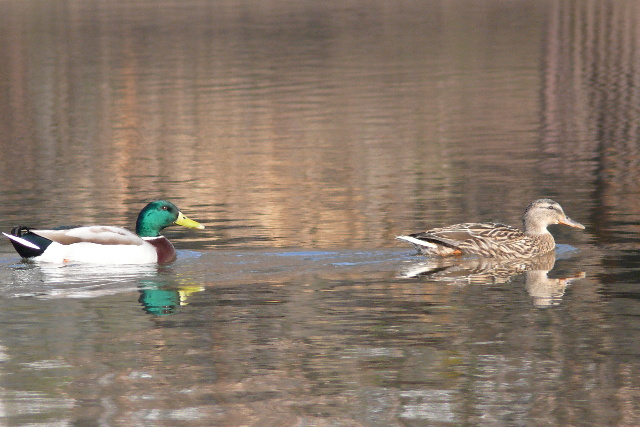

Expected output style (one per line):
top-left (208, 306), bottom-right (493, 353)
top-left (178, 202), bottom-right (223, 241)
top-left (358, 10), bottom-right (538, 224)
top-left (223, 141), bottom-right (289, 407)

top-left (1, 0), bottom-right (640, 425)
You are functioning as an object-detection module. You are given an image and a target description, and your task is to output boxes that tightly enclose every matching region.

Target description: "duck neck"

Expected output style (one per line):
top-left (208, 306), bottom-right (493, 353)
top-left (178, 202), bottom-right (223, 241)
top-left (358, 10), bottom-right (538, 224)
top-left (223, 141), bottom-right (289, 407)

top-left (136, 221), bottom-right (162, 238)
top-left (523, 218), bottom-right (551, 236)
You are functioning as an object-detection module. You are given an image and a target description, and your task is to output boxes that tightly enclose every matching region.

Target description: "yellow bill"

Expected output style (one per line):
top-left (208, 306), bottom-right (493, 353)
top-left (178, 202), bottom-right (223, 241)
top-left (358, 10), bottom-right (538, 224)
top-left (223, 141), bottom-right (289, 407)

top-left (175, 212), bottom-right (205, 229)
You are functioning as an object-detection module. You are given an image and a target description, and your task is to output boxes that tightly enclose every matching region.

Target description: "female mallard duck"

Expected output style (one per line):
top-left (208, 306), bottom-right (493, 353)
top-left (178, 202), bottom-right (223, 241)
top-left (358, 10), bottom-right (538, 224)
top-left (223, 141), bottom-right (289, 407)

top-left (3, 200), bottom-right (204, 264)
top-left (397, 199), bottom-right (584, 259)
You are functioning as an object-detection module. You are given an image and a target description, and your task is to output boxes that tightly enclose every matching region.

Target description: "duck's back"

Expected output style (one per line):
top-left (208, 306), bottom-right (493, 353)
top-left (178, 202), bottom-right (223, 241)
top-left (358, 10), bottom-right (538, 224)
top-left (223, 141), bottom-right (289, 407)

top-left (406, 222), bottom-right (555, 258)
top-left (35, 226), bottom-right (145, 246)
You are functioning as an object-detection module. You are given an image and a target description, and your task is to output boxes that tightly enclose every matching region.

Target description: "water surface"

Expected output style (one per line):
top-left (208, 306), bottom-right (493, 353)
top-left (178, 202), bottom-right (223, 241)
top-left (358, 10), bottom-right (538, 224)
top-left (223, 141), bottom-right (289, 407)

top-left (1, 1), bottom-right (640, 425)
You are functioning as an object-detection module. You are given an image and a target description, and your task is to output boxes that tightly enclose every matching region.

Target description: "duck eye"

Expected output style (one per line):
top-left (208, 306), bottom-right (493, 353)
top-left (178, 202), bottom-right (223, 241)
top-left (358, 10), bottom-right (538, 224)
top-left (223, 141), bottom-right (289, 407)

top-left (548, 206), bottom-right (555, 210)
top-left (161, 205), bottom-right (169, 211)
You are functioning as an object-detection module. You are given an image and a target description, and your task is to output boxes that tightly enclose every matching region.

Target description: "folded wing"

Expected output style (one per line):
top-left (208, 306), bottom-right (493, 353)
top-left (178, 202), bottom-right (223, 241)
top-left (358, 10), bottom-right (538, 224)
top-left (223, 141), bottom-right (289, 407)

top-left (34, 226), bottom-right (145, 246)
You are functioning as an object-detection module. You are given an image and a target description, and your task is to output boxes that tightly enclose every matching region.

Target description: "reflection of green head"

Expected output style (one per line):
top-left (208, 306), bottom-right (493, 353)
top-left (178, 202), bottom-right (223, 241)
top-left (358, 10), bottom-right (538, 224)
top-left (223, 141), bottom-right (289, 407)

top-left (135, 200), bottom-right (204, 237)
top-left (138, 288), bottom-right (180, 316)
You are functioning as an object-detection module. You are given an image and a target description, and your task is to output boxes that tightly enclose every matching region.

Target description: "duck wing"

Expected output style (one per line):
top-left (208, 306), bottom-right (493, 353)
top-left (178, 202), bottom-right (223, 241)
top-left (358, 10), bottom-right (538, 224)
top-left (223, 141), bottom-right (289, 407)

top-left (33, 226), bottom-right (145, 246)
top-left (410, 222), bottom-right (527, 256)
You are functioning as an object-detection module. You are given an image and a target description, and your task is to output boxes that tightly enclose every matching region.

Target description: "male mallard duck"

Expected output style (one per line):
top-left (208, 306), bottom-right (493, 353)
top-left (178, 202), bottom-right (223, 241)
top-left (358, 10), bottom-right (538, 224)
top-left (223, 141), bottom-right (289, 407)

top-left (3, 200), bottom-right (204, 264)
top-left (397, 199), bottom-right (584, 259)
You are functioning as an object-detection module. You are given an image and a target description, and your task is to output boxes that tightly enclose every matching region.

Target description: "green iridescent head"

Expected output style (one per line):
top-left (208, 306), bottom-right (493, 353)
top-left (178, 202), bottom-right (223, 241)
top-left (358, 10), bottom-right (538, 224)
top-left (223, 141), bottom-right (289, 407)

top-left (135, 200), bottom-right (204, 237)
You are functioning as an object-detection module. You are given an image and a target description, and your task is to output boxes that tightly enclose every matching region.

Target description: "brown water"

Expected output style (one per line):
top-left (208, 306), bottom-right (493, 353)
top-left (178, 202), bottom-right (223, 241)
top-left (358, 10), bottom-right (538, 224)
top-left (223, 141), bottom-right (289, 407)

top-left (1, 0), bottom-right (639, 425)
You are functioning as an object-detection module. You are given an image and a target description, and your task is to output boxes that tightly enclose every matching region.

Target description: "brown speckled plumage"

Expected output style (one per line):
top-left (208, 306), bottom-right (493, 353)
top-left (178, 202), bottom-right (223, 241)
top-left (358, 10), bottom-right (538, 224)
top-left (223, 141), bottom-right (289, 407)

top-left (398, 251), bottom-right (557, 284)
top-left (397, 199), bottom-right (584, 259)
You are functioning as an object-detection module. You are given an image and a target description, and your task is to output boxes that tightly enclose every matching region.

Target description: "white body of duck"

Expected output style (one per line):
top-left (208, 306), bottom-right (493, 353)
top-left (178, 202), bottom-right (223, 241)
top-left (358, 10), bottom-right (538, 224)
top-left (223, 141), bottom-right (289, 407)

top-left (3, 201), bottom-right (204, 264)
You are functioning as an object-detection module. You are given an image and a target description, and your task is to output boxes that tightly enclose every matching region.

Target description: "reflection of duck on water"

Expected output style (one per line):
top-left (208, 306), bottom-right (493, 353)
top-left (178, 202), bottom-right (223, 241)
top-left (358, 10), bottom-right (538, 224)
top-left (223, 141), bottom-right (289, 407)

top-left (525, 269), bottom-right (585, 308)
top-left (138, 282), bottom-right (205, 315)
top-left (399, 252), bottom-right (584, 307)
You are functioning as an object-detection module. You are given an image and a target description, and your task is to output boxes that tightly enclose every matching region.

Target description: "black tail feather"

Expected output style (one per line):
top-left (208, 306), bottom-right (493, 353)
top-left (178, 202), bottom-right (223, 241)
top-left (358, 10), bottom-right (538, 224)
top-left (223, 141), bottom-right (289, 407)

top-left (6, 226), bottom-right (52, 259)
